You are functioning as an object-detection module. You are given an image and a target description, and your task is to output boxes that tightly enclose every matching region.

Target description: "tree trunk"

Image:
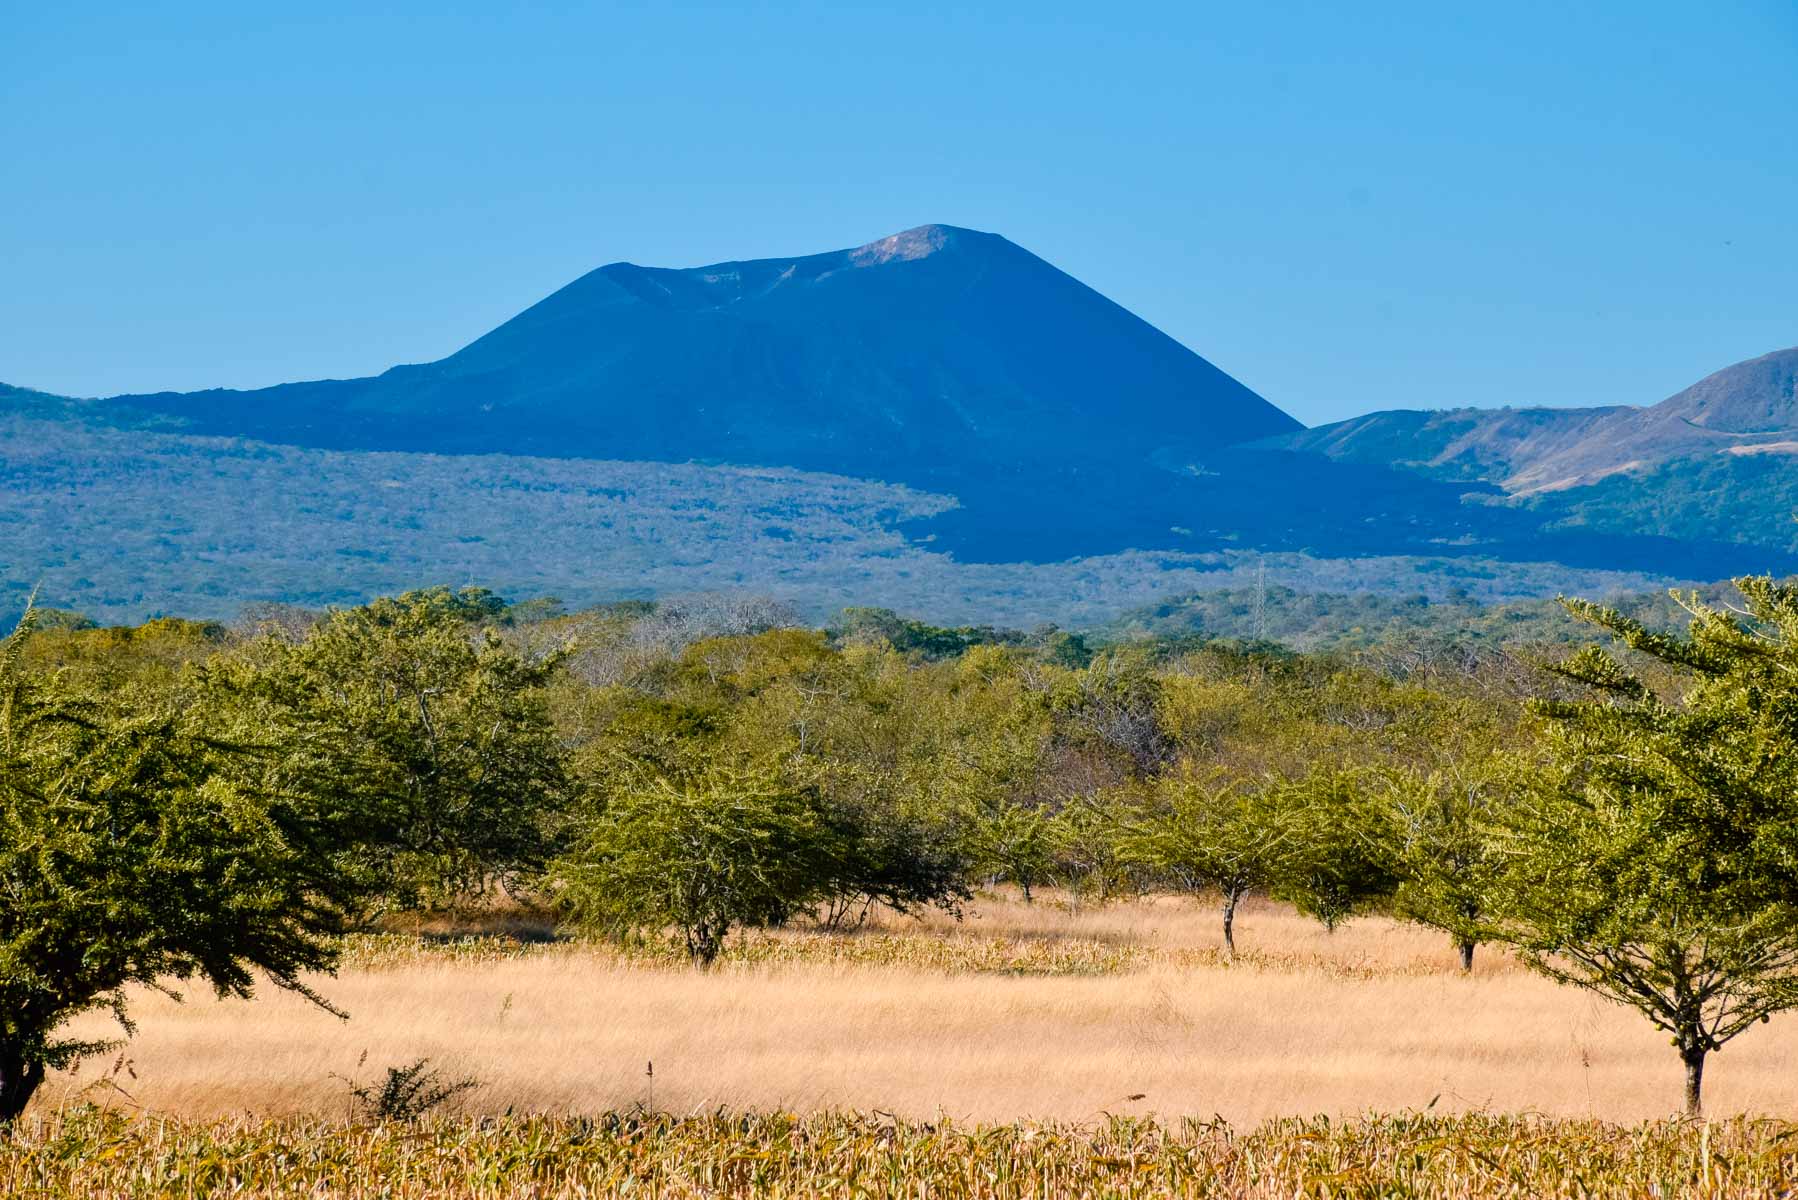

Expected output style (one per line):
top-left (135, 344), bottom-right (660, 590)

top-left (1457, 941), bottom-right (1475, 972)
top-left (687, 921), bottom-right (725, 967)
top-left (1221, 892), bottom-right (1239, 961)
top-left (1682, 1043), bottom-right (1706, 1117)
top-left (0, 1041), bottom-right (45, 1123)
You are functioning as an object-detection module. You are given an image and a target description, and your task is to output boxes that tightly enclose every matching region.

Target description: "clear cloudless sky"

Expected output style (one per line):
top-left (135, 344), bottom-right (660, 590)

top-left (3, 1), bottom-right (1794, 426)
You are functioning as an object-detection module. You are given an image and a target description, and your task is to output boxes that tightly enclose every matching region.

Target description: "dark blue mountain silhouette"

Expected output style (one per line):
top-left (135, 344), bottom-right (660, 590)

top-left (99, 224), bottom-right (1297, 482)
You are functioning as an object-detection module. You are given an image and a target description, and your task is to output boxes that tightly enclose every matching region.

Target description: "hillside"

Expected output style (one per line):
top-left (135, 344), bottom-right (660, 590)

top-left (0, 407), bottom-right (1677, 627)
top-left (1266, 347), bottom-right (1798, 554)
top-left (1271, 347), bottom-right (1798, 494)
top-left (1265, 406), bottom-right (1627, 488)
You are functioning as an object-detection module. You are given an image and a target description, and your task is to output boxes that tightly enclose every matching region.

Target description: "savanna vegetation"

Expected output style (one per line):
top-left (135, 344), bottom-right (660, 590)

top-left (9, 577), bottom-right (1798, 1193)
top-left (0, 404), bottom-right (1669, 630)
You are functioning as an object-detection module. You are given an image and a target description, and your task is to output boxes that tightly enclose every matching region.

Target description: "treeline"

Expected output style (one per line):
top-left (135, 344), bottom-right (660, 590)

top-left (7, 584), bottom-right (1798, 1116)
top-left (1107, 579), bottom-right (1747, 651)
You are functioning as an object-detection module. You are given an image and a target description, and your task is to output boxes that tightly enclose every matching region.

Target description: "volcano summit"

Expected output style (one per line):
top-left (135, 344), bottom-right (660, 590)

top-left (99, 224), bottom-right (1300, 488)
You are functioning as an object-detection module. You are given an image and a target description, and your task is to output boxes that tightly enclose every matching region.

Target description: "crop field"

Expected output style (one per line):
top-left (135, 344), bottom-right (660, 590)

top-left (8, 1107), bottom-right (1797, 1198)
top-left (20, 892), bottom-right (1798, 1196)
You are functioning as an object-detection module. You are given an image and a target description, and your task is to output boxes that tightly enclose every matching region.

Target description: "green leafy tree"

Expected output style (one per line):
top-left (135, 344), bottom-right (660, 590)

top-left (1120, 774), bottom-right (1285, 957)
top-left (928, 646), bottom-right (1057, 900)
top-left (1386, 764), bottom-right (1506, 971)
top-left (557, 760), bottom-right (849, 964)
top-left (1270, 767), bottom-right (1400, 933)
top-left (0, 612), bottom-right (355, 1121)
top-left (1050, 793), bottom-right (1134, 906)
top-left (814, 770), bottom-right (971, 929)
top-left (590, 632), bottom-right (973, 928)
top-left (210, 587), bottom-right (570, 913)
top-left (965, 798), bottom-right (1057, 902)
top-left (1047, 651), bottom-right (1172, 780)
top-left (833, 607), bottom-right (1024, 660)
top-left (1488, 581), bottom-right (1798, 1115)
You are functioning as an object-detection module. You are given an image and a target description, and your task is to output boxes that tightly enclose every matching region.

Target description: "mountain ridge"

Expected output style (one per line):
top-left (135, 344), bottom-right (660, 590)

top-left (86, 224), bottom-right (1301, 486)
top-left (1269, 346), bottom-right (1798, 495)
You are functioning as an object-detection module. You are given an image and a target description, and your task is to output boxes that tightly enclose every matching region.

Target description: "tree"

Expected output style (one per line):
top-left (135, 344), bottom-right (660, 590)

top-left (1386, 764), bottom-right (1505, 971)
top-left (1487, 581), bottom-right (1798, 1115)
top-left (0, 611), bottom-right (354, 1120)
top-left (1047, 651), bottom-right (1173, 780)
top-left (1120, 774), bottom-right (1284, 957)
top-left (556, 760), bottom-right (848, 964)
top-left (931, 645), bottom-right (1057, 900)
top-left (566, 630), bottom-right (975, 933)
top-left (813, 771), bottom-right (971, 929)
top-left (1051, 793), bottom-right (1134, 907)
top-left (833, 607), bottom-right (1024, 660)
top-left (209, 587), bottom-right (570, 914)
top-left (1269, 767), bottom-right (1400, 933)
top-left (965, 798), bottom-right (1057, 901)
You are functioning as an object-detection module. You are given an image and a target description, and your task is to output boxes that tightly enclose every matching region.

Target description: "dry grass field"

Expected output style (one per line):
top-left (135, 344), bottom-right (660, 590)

top-left (10, 1107), bottom-right (1798, 1198)
top-left (34, 891), bottom-right (1798, 1127)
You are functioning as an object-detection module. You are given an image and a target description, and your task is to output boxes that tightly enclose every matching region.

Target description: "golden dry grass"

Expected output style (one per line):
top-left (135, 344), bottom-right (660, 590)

top-left (35, 891), bottom-right (1798, 1126)
top-left (10, 1108), bottom-right (1798, 1199)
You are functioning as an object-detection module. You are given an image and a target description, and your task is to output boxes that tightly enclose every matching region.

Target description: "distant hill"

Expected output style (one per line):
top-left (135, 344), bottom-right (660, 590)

top-left (1265, 405), bottom-right (1626, 490)
top-left (1270, 347), bottom-right (1798, 495)
top-left (1266, 347), bottom-right (1798, 554)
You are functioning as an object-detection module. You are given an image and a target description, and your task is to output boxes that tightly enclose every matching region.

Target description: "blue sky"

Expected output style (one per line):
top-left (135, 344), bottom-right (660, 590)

top-left (3, 1), bottom-right (1794, 427)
